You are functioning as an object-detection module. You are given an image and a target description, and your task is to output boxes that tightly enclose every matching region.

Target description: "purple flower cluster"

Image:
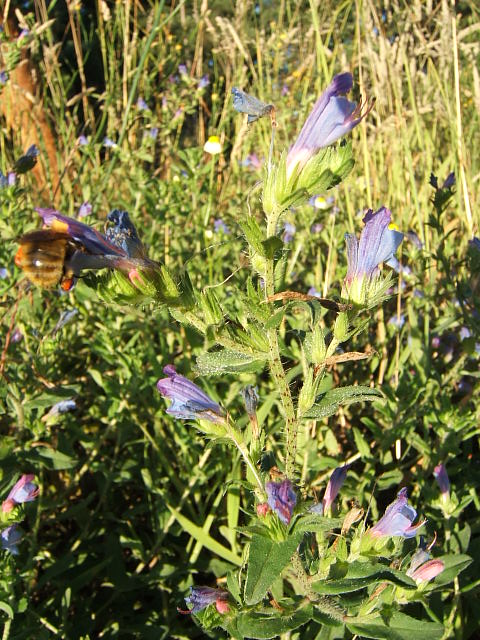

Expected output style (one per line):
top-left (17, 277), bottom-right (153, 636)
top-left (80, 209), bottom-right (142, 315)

top-left (265, 479), bottom-right (297, 525)
top-left (369, 488), bottom-right (425, 539)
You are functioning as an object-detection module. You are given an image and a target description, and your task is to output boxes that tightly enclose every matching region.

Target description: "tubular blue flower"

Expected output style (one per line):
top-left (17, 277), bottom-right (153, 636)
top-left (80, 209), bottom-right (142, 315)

top-left (136, 97), bottom-right (150, 111)
top-left (265, 479), bottom-right (297, 525)
top-left (1, 525), bottom-right (22, 555)
top-left (323, 465), bottom-right (348, 512)
top-left (286, 72), bottom-right (372, 178)
top-left (433, 464), bottom-right (450, 498)
top-left (180, 586), bottom-right (229, 615)
top-left (43, 400), bottom-right (77, 421)
top-left (2, 474), bottom-right (39, 513)
top-left (343, 207), bottom-right (404, 305)
top-left (156, 365), bottom-right (225, 423)
top-left (369, 488), bottom-right (425, 538)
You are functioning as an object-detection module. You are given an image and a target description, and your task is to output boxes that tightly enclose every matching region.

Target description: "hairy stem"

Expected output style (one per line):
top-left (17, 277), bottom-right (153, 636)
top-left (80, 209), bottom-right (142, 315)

top-left (265, 214), bottom-right (298, 480)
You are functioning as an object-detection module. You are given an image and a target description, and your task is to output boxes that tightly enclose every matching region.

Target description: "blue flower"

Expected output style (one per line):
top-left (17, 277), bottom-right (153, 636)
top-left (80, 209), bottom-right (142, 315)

top-left (78, 201), bottom-right (92, 218)
top-left (180, 586), bottom-right (229, 614)
top-left (198, 74), bottom-right (210, 89)
top-left (286, 72), bottom-right (373, 178)
top-left (43, 400), bottom-right (77, 421)
top-left (103, 137), bottom-right (117, 148)
top-left (178, 64), bottom-right (188, 76)
top-left (323, 465), bottom-right (348, 512)
top-left (136, 97), bottom-right (150, 111)
top-left (213, 219), bottom-right (230, 234)
top-left (343, 207), bottom-right (403, 305)
top-left (265, 479), bottom-right (297, 525)
top-left (156, 365), bottom-right (225, 423)
top-left (369, 488), bottom-right (425, 538)
top-left (0, 70), bottom-right (8, 84)
top-left (1, 525), bottom-right (22, 555)
top-left (433, 464), bottom-right (450, 497)
top-left (78, 135), bottom-right (89, 146)
top-left (0, 171), bottom-right (16, 188)
top-left (282, 222), bottom-right (296, 243)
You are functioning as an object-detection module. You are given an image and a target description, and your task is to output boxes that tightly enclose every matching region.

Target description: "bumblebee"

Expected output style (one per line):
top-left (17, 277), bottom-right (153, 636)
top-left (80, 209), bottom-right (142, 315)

top-left (14, 229), bottom-right (78, 290)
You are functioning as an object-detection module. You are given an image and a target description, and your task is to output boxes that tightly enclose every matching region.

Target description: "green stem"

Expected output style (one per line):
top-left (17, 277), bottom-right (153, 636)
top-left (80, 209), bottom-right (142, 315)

top-left (265, 212), bottom-right (298, 480)
top-left (226, 422), bottom-right (265, 496)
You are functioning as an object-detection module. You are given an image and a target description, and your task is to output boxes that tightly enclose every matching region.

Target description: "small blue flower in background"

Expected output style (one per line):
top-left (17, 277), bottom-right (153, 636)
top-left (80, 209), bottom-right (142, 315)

top-left (323, 465), bottom-right (348, 512)
top-left (311, 223), bottom-right (324, 233)
top-left (433, 463), bottom-right (450, 498)
top-left (136, 97), bottom-right (150, 111)
top-left (265, 479), bottom-right (297, 525)
top-left (103, 137), bottom-right (117, 148)
top-left (442, 172), bottom-right (455, 189)
top-left (0, 267), bottom-right (8, 279)
top-left (388, 314), bottom-right (405, 329)
top-left (78, 135), bottom-right (89, 146)
top-left (18, 29), bottom-right (30, 40)
top-left (146, 127), bottom-right (159, 140)
top-left (307, 286), bottom-right (322, 298)
top-left (78, 201), bottom-right (92, 218)
top-left (178, 64), bottom-right (188, 76)
top-left (180, 586), bottom-right (229, 615)
top-left (1, 525), bottom-right (22, 555)
top-left (213, 219), bottom-right (230, 235)
top-left (2, 475), bottom-right (39, 513)
top-left (0, 70), bottom-right (8, 84)
top-left (156, 365), bottom-right (225, 423)
top-left (241, 153), bottom-right (262, 169)
top-left (198, 74), bottom-right (209, 89)
top-left (459, 326), bottom-right (471, 341)
top-left (0, 171), bottom-right (16, 188)
top-left (369, 487), bottom-right (425, 538)
top-left (286, 72), bottom-right (373, 179)
top-left (283, 222), bottom-right (296, 243)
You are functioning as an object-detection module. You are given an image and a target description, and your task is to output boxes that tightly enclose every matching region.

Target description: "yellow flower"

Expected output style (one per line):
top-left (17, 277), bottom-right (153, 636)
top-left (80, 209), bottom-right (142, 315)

top-left (204, 135), bottom-right (222, 155)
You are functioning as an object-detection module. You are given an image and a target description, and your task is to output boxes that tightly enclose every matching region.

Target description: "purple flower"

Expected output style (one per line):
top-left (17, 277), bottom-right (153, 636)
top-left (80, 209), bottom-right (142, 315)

top-left (103, 137), bottom-right (117, 148)
top-left (265, 479), bottom-right (297, 525)
top-left (198, 74), bottom-right (210, 89)
top-left (241, 153), bottom-right (262, 169)
top-left (286, 72), bottom-right (372, 178)
top-left (178, 64), bottom-right (188, 76)
top-left (146, 127), bottom-right (159, 140)
top-left (459, 326), bottom-right (471, 341)
top-left (408, 559), bottom-right (444, 584)
top-left (1, 525), bottom-right (22, 555)
top-left (433, 464), bottom-right (450, 497)
top-left (283, 222), bottom-right (296, 243)
top-left (311, 223), bottom-right (324, 233)
top-left (0, 171), bottom-right (15, 188)
top-left (11, 328), bottom-right (23, 343)
top-left (156, 365), bottom-right (225, 423)
top-left (181, 586), bottom-right (229, 614)
top-left (369, 488), bottom-right (425, 538)
top-left (323, 465), bottom-right (348, 512)
top-left (343, 207), bottom-right (403, 304)
top-left (281, 84), bottom-right (289, 96)
top-left (2, 474), bottom-right (39, 513)
top-left (388, 314), bottom-right (405, 329)
top-left (78, 201), bottom-right (92, 218)
top-left (18, 29), bottom-right (30, 40)
top-left (213, 219), bottom-right (230, 234)
top-left (78, 135), bottom-right (89, 146)
top-left (136, 97), bottom-right (150, 111)
top-left (0, 267), bottom-right (8, 279)
top-left (0, 70), bottom-right (8, 84)
top-left (442, 172), bottom-right (455, 189)
top-left (469, 237), bottom-right (480, 252)
top-left (307, 287), bottom-right (321, 298)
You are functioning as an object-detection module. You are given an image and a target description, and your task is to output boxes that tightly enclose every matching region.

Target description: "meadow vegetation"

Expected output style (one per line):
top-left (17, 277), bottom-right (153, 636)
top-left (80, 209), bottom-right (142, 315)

top-left (0, 0), bottom-right (479, 638)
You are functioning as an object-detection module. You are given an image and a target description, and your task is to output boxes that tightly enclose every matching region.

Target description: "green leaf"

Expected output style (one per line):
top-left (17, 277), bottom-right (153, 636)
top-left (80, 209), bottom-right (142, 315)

top-left (312, 562), bottom-right (416, 595)
top-left (353, 426), bottom-right (372, 459)
top-left (239, 216), bottom-right (266, 256)
top-left (195, 350), bottom-right (266, 375)
top-left (0, 601), bottom-right (14, 619)
top-left (33, 446), bottom-right (77, 470)
top-left (292, 515), bottom-right (342, 534)
top-left (304, 386), bottom-right (384, 419)
top-left (226, 570), bottom-right (242, 605)
top-left (245, 534), bottom-right (302, 605)
top-left (167, 505), bottom-right (242, 566)
top-left (346, 612), bottom-right (444, 640)
top-left (434, 553), bottom-right (472, 587)
top-left (236, 604), bottom-right (313, 639)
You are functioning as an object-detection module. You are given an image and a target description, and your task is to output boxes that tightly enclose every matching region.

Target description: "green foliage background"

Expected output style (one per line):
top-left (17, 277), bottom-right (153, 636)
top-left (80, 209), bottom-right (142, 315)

top-left (0, 0), bottom-right (479, 638)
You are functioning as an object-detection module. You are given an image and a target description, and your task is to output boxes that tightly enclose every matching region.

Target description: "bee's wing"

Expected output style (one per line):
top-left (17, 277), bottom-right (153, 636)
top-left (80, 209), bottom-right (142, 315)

top-left (36, 208), bottom-right (127, 257)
